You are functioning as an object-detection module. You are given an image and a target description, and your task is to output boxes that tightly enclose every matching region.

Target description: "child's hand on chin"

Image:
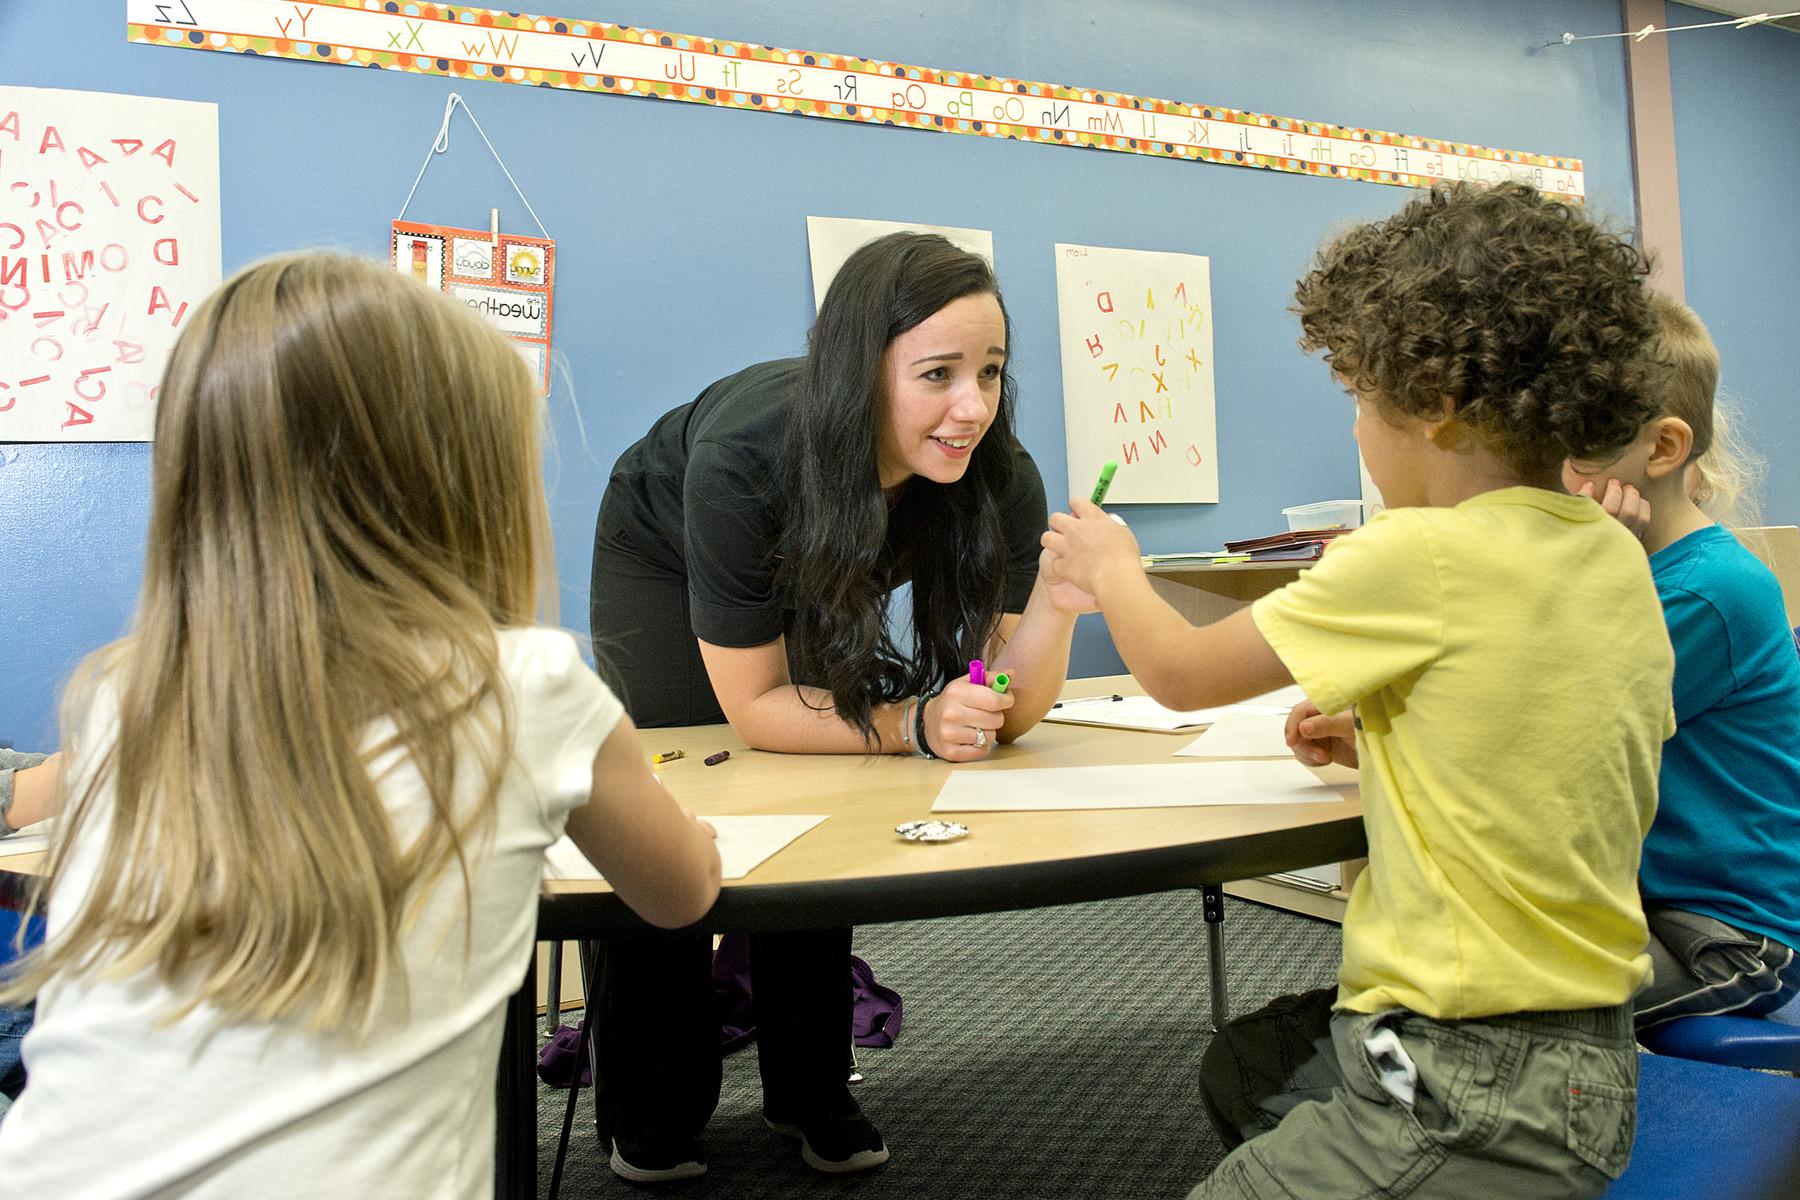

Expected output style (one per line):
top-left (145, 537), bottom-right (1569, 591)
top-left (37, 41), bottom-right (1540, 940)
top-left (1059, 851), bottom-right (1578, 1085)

top-left (1041, 499), bottom-right (1140, 598)
top-left (1575, 477), bottom-right (1652, 540)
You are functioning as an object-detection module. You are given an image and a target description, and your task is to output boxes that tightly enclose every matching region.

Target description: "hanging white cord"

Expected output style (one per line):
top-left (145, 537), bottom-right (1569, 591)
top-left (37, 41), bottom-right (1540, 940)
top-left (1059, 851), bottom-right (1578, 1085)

top-left (396, 93), bottom-right (550, 238)
top-left (1550, 10), bottom-right (1797, 46)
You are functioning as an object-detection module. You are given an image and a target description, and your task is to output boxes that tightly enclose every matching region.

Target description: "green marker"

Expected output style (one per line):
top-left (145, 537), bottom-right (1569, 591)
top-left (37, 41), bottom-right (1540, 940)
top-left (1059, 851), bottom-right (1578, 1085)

top-left (991, 673), bottom-right (1010, 695)
top-left (1090, 459), bottom-right (1118, 506)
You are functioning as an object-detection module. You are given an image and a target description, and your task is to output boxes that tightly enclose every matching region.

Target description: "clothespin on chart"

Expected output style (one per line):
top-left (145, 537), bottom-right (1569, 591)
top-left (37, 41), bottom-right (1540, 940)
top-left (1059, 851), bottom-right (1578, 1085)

top-left (490, 207), bottom-right (499, 250)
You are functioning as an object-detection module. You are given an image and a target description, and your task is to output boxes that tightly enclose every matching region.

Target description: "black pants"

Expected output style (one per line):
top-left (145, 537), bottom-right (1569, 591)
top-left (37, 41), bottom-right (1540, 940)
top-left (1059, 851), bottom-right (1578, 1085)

top-left (590, 536), bottom-right (854, 1139)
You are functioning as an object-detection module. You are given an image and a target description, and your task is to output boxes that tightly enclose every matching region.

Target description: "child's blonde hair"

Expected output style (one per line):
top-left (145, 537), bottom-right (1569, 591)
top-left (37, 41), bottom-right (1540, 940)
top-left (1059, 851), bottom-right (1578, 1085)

top-left (1645, 292), bottom-right (1765, 528)
top-left (1, 252), bottom-right (551, 1034)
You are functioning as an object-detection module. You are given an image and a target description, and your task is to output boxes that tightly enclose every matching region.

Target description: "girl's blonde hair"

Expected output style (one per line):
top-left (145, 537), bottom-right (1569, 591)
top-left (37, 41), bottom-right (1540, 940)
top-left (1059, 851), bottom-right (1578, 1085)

top-left (1, 252), bottom-right (550, 1034)
top-left (1645, 291), bottom-right (1764, 528)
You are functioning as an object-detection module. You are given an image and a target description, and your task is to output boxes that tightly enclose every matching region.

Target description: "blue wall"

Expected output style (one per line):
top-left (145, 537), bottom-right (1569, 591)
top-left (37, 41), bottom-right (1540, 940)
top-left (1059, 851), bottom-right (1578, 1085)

top-left (0, 0), bottom-right (1708, 747)
top-left (1666, 3), bottom-right (1800, 525)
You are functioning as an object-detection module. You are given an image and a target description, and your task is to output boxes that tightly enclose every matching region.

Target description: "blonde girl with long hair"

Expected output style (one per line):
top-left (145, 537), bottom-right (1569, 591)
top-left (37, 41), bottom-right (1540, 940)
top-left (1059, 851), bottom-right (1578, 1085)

top-left (0, 252), bottom-right (720, 1197)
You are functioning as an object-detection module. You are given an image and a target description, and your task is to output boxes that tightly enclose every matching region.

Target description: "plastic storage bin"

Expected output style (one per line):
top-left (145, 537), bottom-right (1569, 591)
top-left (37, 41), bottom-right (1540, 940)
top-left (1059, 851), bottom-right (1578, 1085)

top-left (1282, 500), bottom-right (1363, 531)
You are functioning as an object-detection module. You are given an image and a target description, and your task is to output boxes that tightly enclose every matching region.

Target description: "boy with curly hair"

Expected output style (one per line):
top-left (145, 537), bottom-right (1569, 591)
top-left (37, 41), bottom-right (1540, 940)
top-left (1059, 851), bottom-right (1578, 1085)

top-left (1041, 183), bottom-right (1673, 1199)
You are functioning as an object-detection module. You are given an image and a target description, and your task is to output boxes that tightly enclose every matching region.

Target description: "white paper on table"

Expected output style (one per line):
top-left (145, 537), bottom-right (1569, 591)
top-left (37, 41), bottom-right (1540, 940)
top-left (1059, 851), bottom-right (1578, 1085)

top-left (0, 820), bottom-right (55, 857)
top-left (543, 815), bottom-right (828, 882)
top-left (1245, 685), bottom-right (1309, 710)
top-left (930, 761), bottom-right (1345, 812)
top-left (1044, 695), bottom-right (1227, 731)
top-left (1174, 713), bottom-right (1294, 759)
top-left (1044, 693), bottom-right (1300, 732)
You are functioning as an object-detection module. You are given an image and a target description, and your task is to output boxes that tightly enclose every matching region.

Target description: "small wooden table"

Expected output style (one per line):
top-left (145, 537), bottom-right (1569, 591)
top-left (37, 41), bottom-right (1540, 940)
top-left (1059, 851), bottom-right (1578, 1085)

top-left (507, 674), bottom-right (1362, 1195)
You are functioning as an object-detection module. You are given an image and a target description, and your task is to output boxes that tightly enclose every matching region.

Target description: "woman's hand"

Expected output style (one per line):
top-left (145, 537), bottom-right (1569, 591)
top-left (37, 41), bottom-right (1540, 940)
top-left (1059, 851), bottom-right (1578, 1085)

top-left (1285, 701), bottom-right (1358, 769)
top-left (922, 678), bottom-right (1014, 762)
top-left (1576, 478), bottom-right (1652, 541)
top-left (1040, 499), bottom-right (1141, 599)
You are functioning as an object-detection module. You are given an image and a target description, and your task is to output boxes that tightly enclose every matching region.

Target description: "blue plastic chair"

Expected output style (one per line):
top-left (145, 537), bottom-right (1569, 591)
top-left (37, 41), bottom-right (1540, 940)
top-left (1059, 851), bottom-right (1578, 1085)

top-left (1603, 1052), bottom-right (1800, 1199)
top-left (1637, 1013), bottom-right (1800, 1073)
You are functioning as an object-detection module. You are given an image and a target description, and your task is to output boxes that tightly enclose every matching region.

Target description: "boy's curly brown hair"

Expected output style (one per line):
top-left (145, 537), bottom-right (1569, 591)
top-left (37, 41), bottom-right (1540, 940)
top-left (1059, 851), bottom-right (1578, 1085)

top-left (1294, 182), bottom-right (1659, 477)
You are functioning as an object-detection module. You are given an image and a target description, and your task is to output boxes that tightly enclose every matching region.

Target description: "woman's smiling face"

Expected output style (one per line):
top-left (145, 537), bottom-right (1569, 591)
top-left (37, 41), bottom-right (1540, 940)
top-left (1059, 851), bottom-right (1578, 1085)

top-left (875, 292), bottom-right (1007, 493)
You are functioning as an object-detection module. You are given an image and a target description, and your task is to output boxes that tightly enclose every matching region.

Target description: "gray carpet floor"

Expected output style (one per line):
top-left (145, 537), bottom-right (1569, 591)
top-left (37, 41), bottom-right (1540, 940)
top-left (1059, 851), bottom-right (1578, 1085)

top-left (535, 893), bottom-right (1343, 1199)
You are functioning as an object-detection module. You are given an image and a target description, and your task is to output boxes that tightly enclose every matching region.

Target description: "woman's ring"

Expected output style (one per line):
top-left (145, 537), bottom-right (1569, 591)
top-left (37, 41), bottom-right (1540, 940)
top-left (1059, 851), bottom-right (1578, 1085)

top-left (974, 728), bottom-right (988, 749)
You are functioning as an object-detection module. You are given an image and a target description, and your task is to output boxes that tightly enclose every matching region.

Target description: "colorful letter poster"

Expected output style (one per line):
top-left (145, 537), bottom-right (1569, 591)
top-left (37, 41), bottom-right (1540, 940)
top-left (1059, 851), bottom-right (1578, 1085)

top-left (1055, 244), bottom-right (1218, 505)
top-left (390, 219), bottom-right (554, 391)
top-left (0, 86), bottom-right (221, 442)
top-left (805, 216), bottom-right (993, 312)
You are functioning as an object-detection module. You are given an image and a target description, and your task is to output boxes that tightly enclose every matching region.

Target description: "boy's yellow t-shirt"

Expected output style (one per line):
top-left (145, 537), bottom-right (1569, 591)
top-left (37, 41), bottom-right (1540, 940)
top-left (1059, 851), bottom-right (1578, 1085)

top-left (1252, 487), bottom-right (1675, 1019)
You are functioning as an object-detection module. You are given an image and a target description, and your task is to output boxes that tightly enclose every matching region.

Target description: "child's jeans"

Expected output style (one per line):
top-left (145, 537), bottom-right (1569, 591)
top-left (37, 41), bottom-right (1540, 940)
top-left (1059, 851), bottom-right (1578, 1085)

top-left (1191, 987), bottom-right (1635, 1199)
top-left (1635, 906), bottom-right (1800, 1030)
top-left (0, 1002), bottom-right (32, 1117)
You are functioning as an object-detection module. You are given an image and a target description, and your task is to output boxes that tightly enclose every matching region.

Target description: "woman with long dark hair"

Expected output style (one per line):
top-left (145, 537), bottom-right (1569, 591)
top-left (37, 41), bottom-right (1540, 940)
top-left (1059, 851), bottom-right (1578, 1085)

top-left (589, 233), bottom-right (1085, 1179)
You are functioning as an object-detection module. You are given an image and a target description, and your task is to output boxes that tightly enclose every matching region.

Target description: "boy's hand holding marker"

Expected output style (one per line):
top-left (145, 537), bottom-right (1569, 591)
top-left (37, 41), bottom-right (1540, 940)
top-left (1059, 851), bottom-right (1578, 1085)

top-left (1041, 497), bottom-right (1144, 602)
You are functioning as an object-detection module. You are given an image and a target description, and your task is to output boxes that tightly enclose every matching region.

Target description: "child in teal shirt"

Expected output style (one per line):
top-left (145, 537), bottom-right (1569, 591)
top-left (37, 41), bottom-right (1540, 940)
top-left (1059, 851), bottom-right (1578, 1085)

top-left (1566, 293), bottom-right (1800, 1028)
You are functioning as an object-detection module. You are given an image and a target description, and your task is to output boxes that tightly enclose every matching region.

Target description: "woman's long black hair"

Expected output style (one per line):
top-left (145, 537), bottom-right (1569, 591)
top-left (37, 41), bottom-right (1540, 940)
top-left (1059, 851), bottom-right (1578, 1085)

top-left (775, 232), bottom-right (1021, 743)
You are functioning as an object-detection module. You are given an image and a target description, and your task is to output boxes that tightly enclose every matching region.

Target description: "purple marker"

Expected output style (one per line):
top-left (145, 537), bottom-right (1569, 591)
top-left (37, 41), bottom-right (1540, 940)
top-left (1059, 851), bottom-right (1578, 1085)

top-left (969, 660), bottom-right (985, 688)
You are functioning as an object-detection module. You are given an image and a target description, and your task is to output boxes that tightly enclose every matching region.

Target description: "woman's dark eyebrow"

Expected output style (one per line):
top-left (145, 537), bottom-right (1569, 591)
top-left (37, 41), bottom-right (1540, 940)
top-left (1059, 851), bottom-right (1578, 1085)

top-left (908, 347), bottom-right (1007, 366)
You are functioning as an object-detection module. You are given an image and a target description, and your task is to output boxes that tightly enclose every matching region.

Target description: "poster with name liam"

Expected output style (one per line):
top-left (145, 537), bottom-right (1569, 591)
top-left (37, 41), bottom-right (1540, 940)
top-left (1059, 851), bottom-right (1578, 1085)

top-left (1055, 244), bottom-right (1217, 505)
top-left (391, 219), bottom-right (554, 392)
top-left (0, 86), bottom-right (220, 442)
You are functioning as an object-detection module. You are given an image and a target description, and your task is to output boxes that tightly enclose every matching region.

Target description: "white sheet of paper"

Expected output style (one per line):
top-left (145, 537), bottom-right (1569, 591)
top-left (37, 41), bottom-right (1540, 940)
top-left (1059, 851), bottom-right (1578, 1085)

top-left (1045, 693), bottom-right (1297, 732)
top-left (1044, 695), bottom-right (1226, 731)
top-left (1245, 685), bottom-right (1309, 709)
top-left (806, 216), bottom-right (993, 311)
top-left (1175, 713), bottom-right (1294, 759)
top-left (930, 760), bottom-right (1345, 812)
top-left (0, 819), bottom-right (54, 857)
top-left (543, 814), bottom-right (828, 882)
top-left (1269, 862), bottom-right (1342, 892)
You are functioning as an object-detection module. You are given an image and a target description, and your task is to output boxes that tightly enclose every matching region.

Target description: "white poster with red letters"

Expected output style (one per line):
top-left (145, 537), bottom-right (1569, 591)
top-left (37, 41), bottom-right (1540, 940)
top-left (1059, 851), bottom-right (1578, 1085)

top-left (0, 86), bottom-right (221, 442)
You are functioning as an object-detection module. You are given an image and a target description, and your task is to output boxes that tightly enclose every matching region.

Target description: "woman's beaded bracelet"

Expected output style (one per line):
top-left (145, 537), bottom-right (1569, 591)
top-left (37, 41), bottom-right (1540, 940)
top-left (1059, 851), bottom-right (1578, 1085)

top-left (913, 691), bottom-right (939, 759)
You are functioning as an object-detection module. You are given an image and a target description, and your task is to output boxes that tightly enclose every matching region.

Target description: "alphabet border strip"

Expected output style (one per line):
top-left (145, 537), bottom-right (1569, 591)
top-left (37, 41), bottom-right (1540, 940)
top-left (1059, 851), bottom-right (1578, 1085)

top-left (127, 0), bottom-right (1586, 200)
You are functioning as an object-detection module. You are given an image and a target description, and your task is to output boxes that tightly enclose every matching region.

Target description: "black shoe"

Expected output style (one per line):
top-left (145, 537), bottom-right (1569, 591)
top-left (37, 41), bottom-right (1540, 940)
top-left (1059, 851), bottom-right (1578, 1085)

top-left (608, 1132), bottom-right (706, 1183)
top-left (763, 1103), bottom-right (890, 1174)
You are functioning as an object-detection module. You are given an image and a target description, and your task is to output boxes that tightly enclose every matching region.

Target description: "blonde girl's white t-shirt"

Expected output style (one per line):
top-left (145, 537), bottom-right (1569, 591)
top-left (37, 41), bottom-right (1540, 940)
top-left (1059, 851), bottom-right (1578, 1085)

top-left (0, 627), bottom-right (620, 1199)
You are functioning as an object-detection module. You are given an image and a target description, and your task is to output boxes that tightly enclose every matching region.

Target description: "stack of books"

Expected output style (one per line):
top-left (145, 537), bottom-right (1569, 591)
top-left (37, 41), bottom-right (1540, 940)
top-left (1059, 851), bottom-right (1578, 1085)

top-left (1219, 527), bottom-right (1353, 562)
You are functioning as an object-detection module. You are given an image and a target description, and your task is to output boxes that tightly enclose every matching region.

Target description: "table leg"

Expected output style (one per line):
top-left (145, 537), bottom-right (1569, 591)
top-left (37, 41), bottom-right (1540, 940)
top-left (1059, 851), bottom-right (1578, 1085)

top-left (544, 940), bottom-right (564, 1038)
top-left (578, 939), bottom-right (603, 1139)
top-left (1202, 883), bottom-right (1228, 1032)
top-left (496, 952), bottom-right (539, 1200)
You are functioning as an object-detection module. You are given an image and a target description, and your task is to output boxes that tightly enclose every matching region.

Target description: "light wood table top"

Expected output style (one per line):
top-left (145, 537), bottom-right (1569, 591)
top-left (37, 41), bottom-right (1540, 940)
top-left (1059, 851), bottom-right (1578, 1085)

top-left (0, 676), bottom-right (1366, 936)
top-left (538, 674), bottom-right (1363, 936)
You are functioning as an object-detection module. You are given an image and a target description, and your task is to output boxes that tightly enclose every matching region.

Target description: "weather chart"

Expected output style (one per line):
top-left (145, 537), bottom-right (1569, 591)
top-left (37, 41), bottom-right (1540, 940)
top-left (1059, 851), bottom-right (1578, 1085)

top-left (391, 218), bottom-right (555, 391)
